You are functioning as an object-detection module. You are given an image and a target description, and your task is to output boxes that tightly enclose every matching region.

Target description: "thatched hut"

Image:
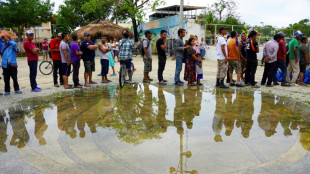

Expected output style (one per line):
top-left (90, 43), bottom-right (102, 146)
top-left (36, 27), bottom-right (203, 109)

top-left (72, 20), bottom-right (133, 40)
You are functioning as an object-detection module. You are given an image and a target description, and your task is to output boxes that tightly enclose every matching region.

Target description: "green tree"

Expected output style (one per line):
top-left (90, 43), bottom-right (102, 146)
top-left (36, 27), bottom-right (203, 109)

top-left (282, 19), bottom-right (310, 37)
top-left (0, 0), bottom-right (54, 41)
top-left (82, 0), bottom-right (165, 42)
top-left (56, 0), bottom-right (113, 33)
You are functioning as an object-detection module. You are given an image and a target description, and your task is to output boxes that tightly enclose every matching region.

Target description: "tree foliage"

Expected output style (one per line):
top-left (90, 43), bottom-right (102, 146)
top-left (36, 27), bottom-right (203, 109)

top-left (82, 0), bottom-right (165, 42)
top-left (0, 0), bottom-right (54, 41)
top-left (56, 0), bottom-right (113, 33)
top-left (281, 19), bottom-right (310, 37)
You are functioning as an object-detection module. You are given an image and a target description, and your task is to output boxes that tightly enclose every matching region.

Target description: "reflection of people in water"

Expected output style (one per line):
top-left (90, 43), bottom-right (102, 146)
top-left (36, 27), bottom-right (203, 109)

top-left (0, 114), bottom-right (8, 152)
top-left (298, 120), bottom-right (310, 151)
top-left (258, 94), bottom-right (281, 137)
top-left (9, 107), bottom-right (30, 148)
top-left (33, 108), bottom-right (48, 145)
top-left (222, 91), bottom-right (235, 136)
top-left (157, 87), bottom-right (168, 133)
top-left (213, 90), bottom-right (226, 142)
top-left (140, 84), bottom-right (154, 129)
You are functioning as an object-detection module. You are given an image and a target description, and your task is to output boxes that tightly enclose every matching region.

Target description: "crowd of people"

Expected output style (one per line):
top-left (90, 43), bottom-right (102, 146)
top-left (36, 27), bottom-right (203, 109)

top-left (0, 27), bottom-right (308, 95)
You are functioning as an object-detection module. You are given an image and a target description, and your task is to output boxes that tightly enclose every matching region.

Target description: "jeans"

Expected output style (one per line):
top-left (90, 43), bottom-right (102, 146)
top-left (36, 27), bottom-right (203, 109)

top-left (245, 61), bottom-right (258, 86)
top-left (174, 57), bottom-right (183, 83)
top-left (72, 60), bottom-right (80, 86)
top-left (53, 60), bottom-right (63, 85)
top-left (3, 65), bottom-right (20, 92)
top-left (200, 48), bottom-right (206, 58)
top-left (262, 62), bottom-right (277, 85)
top-left (158, 55), bottom-right (167, 82)
top-left (273, 60), bottom-right (287, 84)
top-left (28, 61), bottom-right (38, 90)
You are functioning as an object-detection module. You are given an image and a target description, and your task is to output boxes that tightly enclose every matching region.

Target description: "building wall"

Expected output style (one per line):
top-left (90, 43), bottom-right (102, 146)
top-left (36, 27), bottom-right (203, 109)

top-left (137, 15), bottom-right (205, 54)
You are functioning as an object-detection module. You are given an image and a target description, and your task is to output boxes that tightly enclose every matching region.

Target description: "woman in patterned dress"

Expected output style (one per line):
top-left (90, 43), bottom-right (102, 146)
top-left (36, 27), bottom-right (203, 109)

top-left (184, 38), bottom-right (202, 86)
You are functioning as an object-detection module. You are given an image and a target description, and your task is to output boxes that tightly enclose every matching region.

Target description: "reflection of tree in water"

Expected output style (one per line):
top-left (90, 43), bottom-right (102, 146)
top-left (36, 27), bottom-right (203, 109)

top-left (109, 84), bottom-right (165, 145)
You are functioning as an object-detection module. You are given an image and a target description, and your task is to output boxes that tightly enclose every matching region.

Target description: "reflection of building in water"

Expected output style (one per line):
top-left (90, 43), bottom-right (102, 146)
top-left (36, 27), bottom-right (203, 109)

top-left (0, 115), bottom-right (8, 152)
top-left (9, 107), bottom-right (30, 149)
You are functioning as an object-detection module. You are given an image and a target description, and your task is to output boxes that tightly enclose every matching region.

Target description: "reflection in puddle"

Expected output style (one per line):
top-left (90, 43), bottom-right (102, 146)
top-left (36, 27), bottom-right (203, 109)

top-left (0, 84), bottom-right (310, 174)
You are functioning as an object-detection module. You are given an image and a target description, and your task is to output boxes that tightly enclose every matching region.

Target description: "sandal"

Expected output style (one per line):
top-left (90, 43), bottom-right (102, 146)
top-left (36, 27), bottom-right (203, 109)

top-left (84, 84), bottom-right (91, 87)
top-left (197, 83), bottom-right (203, 86)
top-left (64, 86), bottom-right (73, 89)
top-left (90, 81), bottom-right (97, 84)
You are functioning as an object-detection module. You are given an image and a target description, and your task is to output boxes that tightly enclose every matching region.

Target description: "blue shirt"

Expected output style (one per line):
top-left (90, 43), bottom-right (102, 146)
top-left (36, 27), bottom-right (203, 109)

top-left (0, 39), bottom-right (18, 68)
top-left (81, 40), bottom-right (96, 61)
top-left (119, 39), bottom-right (135, 60)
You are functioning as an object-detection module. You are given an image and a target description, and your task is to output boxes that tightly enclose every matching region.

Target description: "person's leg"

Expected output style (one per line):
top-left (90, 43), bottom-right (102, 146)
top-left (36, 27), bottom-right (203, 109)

top-left (261, 63), bottom-right (269, 84)
top-left (84, 73), bottom-right (89, 85)
top-left (3, 67), bottom-right (10, 92)
top-left (158, 56), bottom-right (164, 82)
top-left (53, 60), bottom-right (59, 85)
top-left (174, 57), bottom-right (182, 83)
top-left (267, 62), bottom-right (277, 85)
top-left (10, 66), bottom-right (20, 92)
top-left (89, 61), bottom-right (95, 83)
top-left (112, 66), bottom-right (115, 74)
top-left (147, 59), bottom-right (153, 80)
top-left (273, 61), bottom-right (279, 84)
top-left (126, 59), bottom-right (133, 82)
top-left (58, 60), bottom-right (64, 85)
top-left (291, 61), bottom-right (300, 84)
top-left (250, 62), bottom-right (258, 86)
top-left (31, 61), bottom-right (38, 89)
top-left (245, 62), bottom-right (250, 85)
top-left (279, 60), bottom-right (287, 85)
top-left (72, 61), bottom-right (79, 86)
top-left (286, 62), bottom-right (292, 83)
top-left (219, 59), bottom-right (228, 88)
top-left (63, 75), bottom-right (68, 88)
top-left (84, 61), bottom-right (90, 85)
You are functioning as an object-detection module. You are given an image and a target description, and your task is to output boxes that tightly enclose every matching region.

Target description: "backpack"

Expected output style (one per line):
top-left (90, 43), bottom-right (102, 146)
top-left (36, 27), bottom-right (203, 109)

top-left (137, 39), bottom-right (150, 57)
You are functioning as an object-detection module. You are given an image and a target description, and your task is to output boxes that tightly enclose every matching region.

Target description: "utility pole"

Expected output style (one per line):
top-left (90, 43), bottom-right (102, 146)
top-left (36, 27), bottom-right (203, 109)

top-left (179, 0), bottom-right (184, 28)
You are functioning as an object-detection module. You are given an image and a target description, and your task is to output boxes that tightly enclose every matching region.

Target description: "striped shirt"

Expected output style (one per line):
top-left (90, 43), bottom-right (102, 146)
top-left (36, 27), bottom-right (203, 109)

top-left (119, 39), bottom-right (136, 60)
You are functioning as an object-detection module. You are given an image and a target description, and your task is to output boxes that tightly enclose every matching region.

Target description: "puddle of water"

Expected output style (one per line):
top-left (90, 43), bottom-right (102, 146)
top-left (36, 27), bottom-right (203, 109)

top-left (0, 84), bottom-right (310, 174)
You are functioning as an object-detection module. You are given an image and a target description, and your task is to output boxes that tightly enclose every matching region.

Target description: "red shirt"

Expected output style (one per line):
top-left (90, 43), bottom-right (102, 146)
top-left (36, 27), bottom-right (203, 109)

top-left (23, 39), bottom-right (38, 62)
top-left (277, 40), bottom-right (287, 61)
top-left (50, 38), bottom-right (61, 60)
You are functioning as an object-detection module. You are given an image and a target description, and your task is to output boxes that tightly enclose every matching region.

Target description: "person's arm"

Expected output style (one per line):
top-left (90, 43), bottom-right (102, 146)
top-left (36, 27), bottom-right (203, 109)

top-left (270, 45), bottom-right (279, 61)
top-left (87, 45), bottom-right (98, 50)
top-left (75, 50), bottom-right (82, 56)
top-left (50, 41), bottom-right (59, 53)
top-left (191, 54), bottom-right (201, 62)
top-left (160, 39), bottom-right (168, 50)
top-left (99, 44), bottom-right (108, 54)
top-left (29, 45), bottom-right (39, 55)
top-left (235, 44), bottom-right (240, 60)
top-left (305, 53), bottom-right (309, 64)
top-left (221, 44), bottom-right (228, 62)
top-left (143, 40), bottom-right (150, 60)
top-left (62, 48), bottom-right (70, 66)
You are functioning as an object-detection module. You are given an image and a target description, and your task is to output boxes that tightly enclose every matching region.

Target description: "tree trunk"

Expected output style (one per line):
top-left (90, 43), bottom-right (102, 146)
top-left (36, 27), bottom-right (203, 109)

top-left (132, 17), bottom-right (138, 42)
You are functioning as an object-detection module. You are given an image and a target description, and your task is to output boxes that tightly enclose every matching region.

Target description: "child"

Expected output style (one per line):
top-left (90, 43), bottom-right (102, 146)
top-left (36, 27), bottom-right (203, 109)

top-left (196, 53), bottom-right (203, 85)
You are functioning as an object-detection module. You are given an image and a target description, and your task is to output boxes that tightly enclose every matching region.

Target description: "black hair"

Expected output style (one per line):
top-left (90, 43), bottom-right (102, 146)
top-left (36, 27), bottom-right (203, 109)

top-left (145, 30), bottom-right (152, 37)
top-left (101, 35), bottom-right (107, 39)
top-left (187, 38), bottom-right (195, 46)
top-left (230, 31), bottom-right (237, 38)
top-left (123, 30), bottom-right (129, 38)
top-left (227, 35), bottom-right (231, 39)
top-left (219, 26), bottom-right (227, 34)
top-left (71, 33), bottom-right (78, 41)
top-left (301, 36), bottom-right (308, 43)
top-left (249, 31), bottom-right (257, 38)
top-left (178, 29), bottom-right (186, 36)
top-left (160, 30), bottom-right (167, 35)
top-left (61, 32), bottom-right (68, 39)
top-left (273, 34), bottom-right (281, 40)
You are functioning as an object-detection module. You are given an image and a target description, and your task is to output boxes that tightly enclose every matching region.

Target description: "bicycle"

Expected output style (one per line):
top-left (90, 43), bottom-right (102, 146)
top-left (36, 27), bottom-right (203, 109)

top-left (119, 60), bottom-right (135, 88)
top-left (39, 60), bottom-right (74, 75)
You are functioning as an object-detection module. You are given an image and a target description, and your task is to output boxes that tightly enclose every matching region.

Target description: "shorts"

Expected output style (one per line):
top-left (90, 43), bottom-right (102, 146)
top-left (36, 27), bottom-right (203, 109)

top-left (300, 64), bottom-right (307, 73)
top-left (100, 59), bottom-right (109, 75)
top-left (120, 59), bottom-right (132, 70)
top-left (228, 59), bottom-right (242, 74)
top-left (143, 59), bottom-right (152, 72)
top-left (113, 50), bottom-right (119, 57)
top-left (62, 63), bottom-right (71, 76)
top-left (241, 58), bottom-right (247, 72)
top-left (83, 60), bottom-right (95, 73)
top-left (42, 50), bottom-right (49, 55)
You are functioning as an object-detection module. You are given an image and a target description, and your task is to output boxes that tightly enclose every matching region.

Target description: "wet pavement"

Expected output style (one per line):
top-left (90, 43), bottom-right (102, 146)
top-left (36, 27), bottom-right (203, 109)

top-left (0, 84), bottom-right (310, 174)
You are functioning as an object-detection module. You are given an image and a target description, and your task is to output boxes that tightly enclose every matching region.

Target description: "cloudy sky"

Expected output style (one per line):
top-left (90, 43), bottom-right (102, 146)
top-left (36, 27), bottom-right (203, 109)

top-left (51, 0), bottom-right (310, 28)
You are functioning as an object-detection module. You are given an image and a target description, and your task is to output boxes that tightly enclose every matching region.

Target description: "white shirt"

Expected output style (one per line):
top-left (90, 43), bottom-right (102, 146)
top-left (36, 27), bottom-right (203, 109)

top-left (99, 43), bottom-right (110, 60)
top-left (216, 35), bottom-right (227, 60)
top-left (113, 42), bottom-right (119, 51)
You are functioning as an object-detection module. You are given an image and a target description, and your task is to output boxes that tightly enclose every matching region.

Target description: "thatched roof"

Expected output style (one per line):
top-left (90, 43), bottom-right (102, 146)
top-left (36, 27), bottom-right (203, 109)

top-left (72, 20), bottom-right (133, 40)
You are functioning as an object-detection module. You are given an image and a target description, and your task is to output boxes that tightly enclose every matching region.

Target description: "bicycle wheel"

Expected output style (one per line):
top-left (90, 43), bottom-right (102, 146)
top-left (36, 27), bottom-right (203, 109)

top-left (39, 61), bottom-right (53, 75)
top-left (119, 65), bottom-right (126, 88)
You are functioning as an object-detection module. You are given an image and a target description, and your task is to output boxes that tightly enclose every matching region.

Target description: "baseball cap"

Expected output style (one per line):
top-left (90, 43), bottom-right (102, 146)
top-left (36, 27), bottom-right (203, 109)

top-left (84, 32), bottom-right (90, 37)
top-left (277, 32), bottom-right (286, 38)
top-left (219, 26), bottom-right (228, 33)
top-left (57, 33), bottom-right (62, 37)
top-left (26, 30), bottom-right (34, 35)
top-left (294, 30), bottom-right (304, 36)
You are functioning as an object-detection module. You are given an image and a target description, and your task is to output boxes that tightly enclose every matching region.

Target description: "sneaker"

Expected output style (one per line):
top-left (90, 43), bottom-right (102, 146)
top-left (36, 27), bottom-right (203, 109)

top-left (163, 80), bottom-right (168, 82)
top-left (273, 82), bottom-right (280, 86)
top-left (36, 87), bottom-right (42, 90)
top-left (230, 83), bottom-right (236, 86)
top-left (251, 85), bottom-right (260, 88)
top-left (54, 84), bottom-right (60, 87)
top-left (74, 85), bottom-right (83, 88)
top-left (261, 82), bottom-right (266, 86)
top-left (159, 81), bottom-right (167, 85)
top-left (290, 83), bottom-right (299, 87)
top-left (281, 83), bottom-right (290, 87)
top-left (175, 82), bottom-right (183, 86)
top-left (236, 83), bottom-right (244, 87)
top-left (64, 86), bottom-right (73, 89)
top-left (4, 92), bottom-right (10, 95)
top-left (111, 73), bottom-right (117, 76)
top-left (179, 81), bottom-right (184, 84)
top-left (97, 74), bottom-right (102, 76)
top-left (143, 79), bottom-right (150, 83)
top-left (0, 92), bottom-right (3, 95)
top-left (31, 88), bottom-right (41, 92)
top-left (15, 90), bottom-right (22, 94)
top-left (84, 84), bottom-right (91, 87)
top-left (266, 84), bottom-right (274, 87)
top-left (148, 78), bottom-right (153, 81)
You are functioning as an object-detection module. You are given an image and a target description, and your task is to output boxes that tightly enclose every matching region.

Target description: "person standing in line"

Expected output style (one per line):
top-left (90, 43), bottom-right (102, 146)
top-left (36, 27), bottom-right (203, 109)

top-left (174, 29), bottom-right (190, 86)
top-left (108, 39), bottom-right (116, 76)
top-left (60, 32), bottom-right (73, 89)
top-left (244, 31), bottom-right (260, 88)
top-left (272, 32), bottom-right (290, 87)
top-left (70, 33), bottom-right (83, 88)
top-left (184, 38), bottom-right (202, 86)
top-left (23, 31), bottom-right (41, 92)
top-left (98, 36), bottom-right (112, 83)
top-left (227, 31), bottom-right (243, 87)
top-left (216, 27), bottom-right (229, 88)
top-left (286, 30), bottom-right (304, 86)
top-left (142, 30), bottom-right (153, 83)
top-left (261, 34), bottom-right (281, 87)
top-left (50, 33), bottom-right (64, 87)
top-left (118, 30), bottom-right (136, 83)
top-left (239, 33), bottom-right (247, 81)
top-left (299, 37), bottom-right (309, 85)
top-left (193, 35), bottom-right (200, 53)
top-left (156, 30), bottom-right (168, 85)
top-left (41, 38), bottom-right (49, 61)
top-left (200, 37), bottom-right (206, 60)
top-left (80, 32), bottom-right (98, 87)
top-left (113, 38), bottom-right (120, 62)
top-left (0, 34), bottom-right (22, 95)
